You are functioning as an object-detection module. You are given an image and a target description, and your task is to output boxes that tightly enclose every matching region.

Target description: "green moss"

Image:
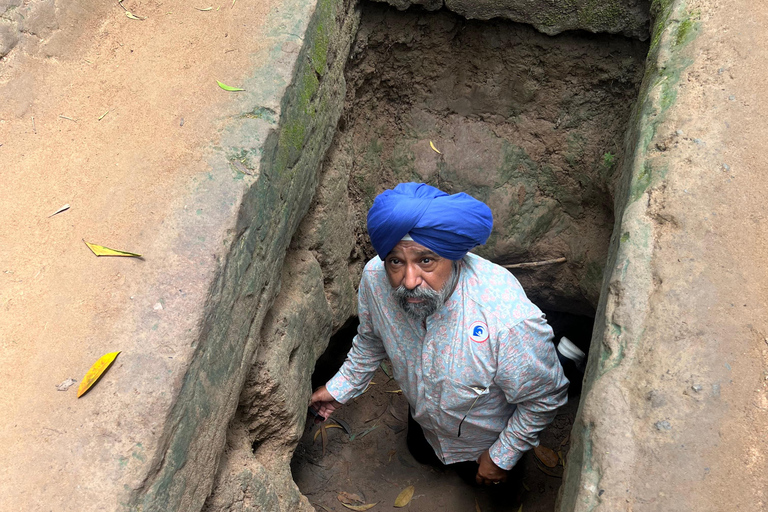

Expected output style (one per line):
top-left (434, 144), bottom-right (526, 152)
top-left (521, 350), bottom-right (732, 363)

top-left (577, 0), bottom-right (626, 28)
top-left (309, 0), bottom-right (333, 75)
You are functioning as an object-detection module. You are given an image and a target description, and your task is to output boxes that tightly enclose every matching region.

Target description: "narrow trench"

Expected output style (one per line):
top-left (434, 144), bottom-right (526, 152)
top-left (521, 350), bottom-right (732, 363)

top-left (291, 2), bottom-right (649, 511)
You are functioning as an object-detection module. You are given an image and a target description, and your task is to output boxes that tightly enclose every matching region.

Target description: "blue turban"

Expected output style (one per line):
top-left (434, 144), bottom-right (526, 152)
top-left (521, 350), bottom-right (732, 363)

top-left (367, 183), bottom-right (493, 260)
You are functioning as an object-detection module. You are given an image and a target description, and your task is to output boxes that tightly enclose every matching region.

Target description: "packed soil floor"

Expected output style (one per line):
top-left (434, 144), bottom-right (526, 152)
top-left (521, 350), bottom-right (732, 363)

top-left (293, 361), bottom-right (578, 512)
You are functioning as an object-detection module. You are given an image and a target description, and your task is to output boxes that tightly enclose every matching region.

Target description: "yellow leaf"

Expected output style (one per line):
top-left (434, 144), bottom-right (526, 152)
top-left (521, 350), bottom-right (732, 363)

top-left (84, 240), bottom-right (142, 257)
top-left (429, 140), bottom-right (441, 154)
top-left (125, 11), bottom-right (144, 19)
top-left (341, 503), bottom-right (377, 511)
top-left (77, 351), bottom-right (121, 398)
top-left (313, 423), bottom-right (343, 441)
top-left (384, 389), bottom-right (402, 394)
top-left (534, 445), bottom-right (559, 468)
top-left (517, 505), bottom-right (523, 512)
top-left (394, 485), bottom-right (414, 507)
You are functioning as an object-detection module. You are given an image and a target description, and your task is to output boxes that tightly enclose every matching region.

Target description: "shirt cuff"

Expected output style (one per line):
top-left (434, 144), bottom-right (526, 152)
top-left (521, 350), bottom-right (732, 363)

top-left (488, 439), bottom-right (525, 470)
top-left (325, 373), bottom-right (358, 404)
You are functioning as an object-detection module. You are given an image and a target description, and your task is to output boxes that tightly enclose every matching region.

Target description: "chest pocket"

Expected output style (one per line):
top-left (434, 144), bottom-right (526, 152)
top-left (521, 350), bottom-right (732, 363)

top-left (440, 379), bottom-right (492, 415)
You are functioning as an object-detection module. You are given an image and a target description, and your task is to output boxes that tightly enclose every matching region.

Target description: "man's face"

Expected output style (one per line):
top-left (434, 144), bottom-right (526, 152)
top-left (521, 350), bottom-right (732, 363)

top-left (384, 241), bottom-right (456, 320)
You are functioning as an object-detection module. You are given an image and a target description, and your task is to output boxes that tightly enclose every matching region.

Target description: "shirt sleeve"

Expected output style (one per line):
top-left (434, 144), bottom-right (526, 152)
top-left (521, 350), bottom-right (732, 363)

top-left (325, 271), bottom-right (388, 404)
top-left (488, 315), bottom-right (569, 469)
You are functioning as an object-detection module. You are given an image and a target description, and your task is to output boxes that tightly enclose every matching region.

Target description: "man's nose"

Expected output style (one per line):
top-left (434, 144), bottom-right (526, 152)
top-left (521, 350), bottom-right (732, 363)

top-left (403, 263), bottom-right (422, 290)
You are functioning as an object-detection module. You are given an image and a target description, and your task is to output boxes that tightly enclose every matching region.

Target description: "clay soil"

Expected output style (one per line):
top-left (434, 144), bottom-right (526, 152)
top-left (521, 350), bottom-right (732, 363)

top-left (293, 361), bottom-right (578, 512)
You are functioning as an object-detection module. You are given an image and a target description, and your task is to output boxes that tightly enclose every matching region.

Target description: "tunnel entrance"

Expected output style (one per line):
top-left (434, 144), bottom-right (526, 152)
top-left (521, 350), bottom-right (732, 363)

top-left (291, 2), bottom-right (648, 510)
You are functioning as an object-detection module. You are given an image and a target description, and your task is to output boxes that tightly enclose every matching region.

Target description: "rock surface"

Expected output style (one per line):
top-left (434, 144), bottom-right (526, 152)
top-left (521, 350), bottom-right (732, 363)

top-left (370, 0), bottom-right (651, 39)
top-left (558, 0), bottom-right (768, 510)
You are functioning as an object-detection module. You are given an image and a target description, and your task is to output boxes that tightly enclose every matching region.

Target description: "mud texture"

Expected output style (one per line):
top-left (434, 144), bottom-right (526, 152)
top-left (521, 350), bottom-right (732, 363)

top-left (369, 0), bottom-right (651, 40)
top-left (322, 3), bottom-right (648, 316)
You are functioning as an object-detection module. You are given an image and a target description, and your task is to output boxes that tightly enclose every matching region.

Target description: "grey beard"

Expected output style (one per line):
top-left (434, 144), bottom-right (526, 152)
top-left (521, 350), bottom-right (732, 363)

top-left (392, 261), bottom-right (460, 321)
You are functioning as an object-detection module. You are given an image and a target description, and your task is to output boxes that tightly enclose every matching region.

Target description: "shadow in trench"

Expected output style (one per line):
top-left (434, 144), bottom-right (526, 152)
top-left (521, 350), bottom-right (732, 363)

top-left (292, 311), bottom-right (592, 511)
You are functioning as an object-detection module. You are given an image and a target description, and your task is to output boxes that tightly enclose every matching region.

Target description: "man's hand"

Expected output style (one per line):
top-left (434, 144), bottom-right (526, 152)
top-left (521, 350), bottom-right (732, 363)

top-left (309, 385), bottom-right (342, 424)
top-left (475, 449), bottom-right (508, 486)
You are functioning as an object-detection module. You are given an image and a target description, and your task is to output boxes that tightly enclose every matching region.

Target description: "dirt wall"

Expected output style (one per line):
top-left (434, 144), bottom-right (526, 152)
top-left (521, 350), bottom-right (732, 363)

top-left (319, 3), bottom-right (648, 316)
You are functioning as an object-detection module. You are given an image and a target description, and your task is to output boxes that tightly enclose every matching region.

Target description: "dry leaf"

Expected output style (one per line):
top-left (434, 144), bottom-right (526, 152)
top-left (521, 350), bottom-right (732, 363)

top-left (429, 140), bottom-right (442, 154)
top-left (394, 485), bottom-right (414, 507)
top-left (125, 11), bottom-right (144, 19)
top-left (321, 423), bottom-right (328, 456)
top-left (475, 497), bottom-right (482, 512)
top-left (559, 433), bottom-right (570, 447)
top-left (517, 505), bottom-right (523, 512)
top-left (534, 458), bottom-right (563, 478)
top-left (77, 351), bottom-right (121, 398)
top-left (341, 503), bottom-right (377, 511)
top-left (312, 423), bottom-right (343, 441)
top-left (84, 240), bottom-right (142, 257)
top-left (195, 6), bottom-right (213, 9)
top-left (534, 445), bottom-right (559, 468)
top-left (338, 492), bottom-right (364, 505)
top-left (48, 204), bottom-right (70, 217)
top-left (558, 450), bottom-right (565, 467)
top-left (56, 378), bottom-right (77, 391)
top-left (384, 389), bottom-right (402, 394)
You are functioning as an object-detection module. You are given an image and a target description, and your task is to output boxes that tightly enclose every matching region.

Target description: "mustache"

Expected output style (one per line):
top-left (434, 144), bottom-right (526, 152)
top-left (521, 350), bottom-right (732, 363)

top-left (392, 284), bottom-right (440, 300)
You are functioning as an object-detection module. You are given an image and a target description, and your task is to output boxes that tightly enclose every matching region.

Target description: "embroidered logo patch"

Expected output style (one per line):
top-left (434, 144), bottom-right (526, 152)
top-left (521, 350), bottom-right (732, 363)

top-left (469, 321), bottom-right (489, 343)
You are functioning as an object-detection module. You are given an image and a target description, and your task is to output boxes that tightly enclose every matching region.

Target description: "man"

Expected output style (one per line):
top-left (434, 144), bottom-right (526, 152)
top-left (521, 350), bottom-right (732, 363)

top-left (309, 182), bottom-right (568, 487)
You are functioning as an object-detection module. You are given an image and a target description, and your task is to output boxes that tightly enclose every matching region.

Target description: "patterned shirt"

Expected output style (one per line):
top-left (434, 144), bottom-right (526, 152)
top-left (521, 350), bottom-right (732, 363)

top-left (325, 253), bottom-right (568, 469)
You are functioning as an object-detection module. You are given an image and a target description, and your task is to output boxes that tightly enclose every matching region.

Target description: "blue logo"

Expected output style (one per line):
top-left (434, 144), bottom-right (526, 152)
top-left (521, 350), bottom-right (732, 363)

top-left (469, 321), bottom-right (489, 343)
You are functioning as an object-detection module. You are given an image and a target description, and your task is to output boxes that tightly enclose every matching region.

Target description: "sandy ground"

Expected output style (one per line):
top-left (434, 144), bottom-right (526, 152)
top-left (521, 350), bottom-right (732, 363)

top-left (0, 0), bottom-right (273, 507)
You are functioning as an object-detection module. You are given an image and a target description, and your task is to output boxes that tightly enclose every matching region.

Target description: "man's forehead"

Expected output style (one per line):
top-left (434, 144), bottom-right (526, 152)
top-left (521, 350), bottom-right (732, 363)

top-left (388, 240), bottom-right (439, 257)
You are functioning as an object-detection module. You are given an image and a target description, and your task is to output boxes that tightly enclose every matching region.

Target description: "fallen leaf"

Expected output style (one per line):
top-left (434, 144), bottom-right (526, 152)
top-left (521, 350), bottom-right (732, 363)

top-left (388, 449), bottom-right (396, 462)
top-left (384, 389), bottom-right (402, 394)
top-left (558, 450), bottom-right (565, 466)
top-left (429, 140), bottom-right (442, 154)
top-left (321, 423), bottom-right (328, 456)
top-left (125, 11), bottom-right (144, 19)
top-left (534, 458), bottom-right (563, 478)
top-left (48, 204), bottom-right (70, 217)
top-left (77, 351), bottom-right (120, 398)
top-left (534, 445), bottom-right (559, 468)
top-left (98, 110), bottom-right (109, 121)
top-left (330, 417), bottom-right (351, 435)
top-left (522, 482), bottom-right (530, 491)
top-left (337, 492), bottom-right (364, 505)
top-left (517, 505), bottom-right (523, 512)
top-left (394, 485), bottom-right (415, 507)
top-left (475, 497), bottom-right (482, 512)
top-left (341, 504), bottom-right (377, 511)
top-left (84, 240), bottom-right (142, 257)
top-left (559, 433), bottom-right (570, 447)
top-left (217, 80), bottom-right (245, 92)
top-left (195, 6), bottom-right (213, 9)
top-left (313, 423), bottom-right (343, 441)
top-left (56, 378), bottom-right (77, 391)
top-left (230, 159), bottom-right (254, 176)
top-left (380, 361), bottom-right (392, 378)
top-left (350, 424), bottom-right (378, 441)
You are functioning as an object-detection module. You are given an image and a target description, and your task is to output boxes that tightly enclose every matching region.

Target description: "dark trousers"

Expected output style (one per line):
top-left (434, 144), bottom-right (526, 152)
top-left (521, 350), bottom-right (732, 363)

top-left (406, 409), bottom-right (525, 499)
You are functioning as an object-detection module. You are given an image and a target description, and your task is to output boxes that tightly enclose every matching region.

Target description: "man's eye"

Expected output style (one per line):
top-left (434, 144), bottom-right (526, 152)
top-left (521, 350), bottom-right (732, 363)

top-left (421, 258), bottom-right (432, 264)
top-left (389, 258), bottom-right (401, 265)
